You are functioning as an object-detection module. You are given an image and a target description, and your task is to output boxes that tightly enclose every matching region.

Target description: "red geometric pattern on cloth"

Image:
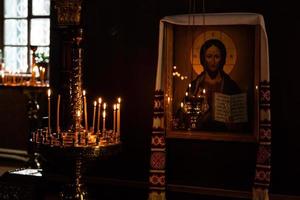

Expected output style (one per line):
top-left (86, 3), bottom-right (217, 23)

top-left (152, 115), bottom-right (164, 130)
top-left (256, 145), bottom-right (271, 164)
top-left (149, 90), bottom-right (166, 199)
top-left (153, 90), bottom-right (164, 112)
top-left (149, 174), bottom-right (166, 186)
top-left (254, 81), bottom-right (271, 189)
top-left (152, 135), bottom-right (165, 147)
top-left (150, 151), bottom-right (166, 170)
top-left (148, 191), bottom-right (166, 200)
top-left (255, 169), bottom-right (271, 182)
top-left (259, 127), bottom-right (271, 140)
top-left (260, 81), bottom-right (271, 105)
top-left (260, 89), bottom-right (270, 102)
top-left (154, 98), bottom-right (164, 111)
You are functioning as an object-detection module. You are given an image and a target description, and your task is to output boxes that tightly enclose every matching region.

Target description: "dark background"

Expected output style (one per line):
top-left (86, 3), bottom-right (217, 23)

top-left (1, 0), bottom-right (300, 198)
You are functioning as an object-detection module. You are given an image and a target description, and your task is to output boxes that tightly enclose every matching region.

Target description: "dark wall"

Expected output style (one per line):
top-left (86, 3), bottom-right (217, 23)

top-left (267, 1), bottom-right (300, 195)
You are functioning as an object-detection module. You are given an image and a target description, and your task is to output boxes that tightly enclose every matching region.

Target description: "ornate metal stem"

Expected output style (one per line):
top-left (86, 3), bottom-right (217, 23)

top-left (70, 29), bottom-right (84, 132)
top-left (60, 156), bottom-right (87, 200)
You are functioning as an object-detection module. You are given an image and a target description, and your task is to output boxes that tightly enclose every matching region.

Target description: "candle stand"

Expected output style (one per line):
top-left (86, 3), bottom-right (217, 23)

top-left (29, 28), bottom-right (122, 200)
top-left (30, 131), bottom-right (121, 200)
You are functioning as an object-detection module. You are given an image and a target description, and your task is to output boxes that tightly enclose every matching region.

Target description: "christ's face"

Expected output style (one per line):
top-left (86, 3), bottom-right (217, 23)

top-left (204, 45), bottom-right (222, 72)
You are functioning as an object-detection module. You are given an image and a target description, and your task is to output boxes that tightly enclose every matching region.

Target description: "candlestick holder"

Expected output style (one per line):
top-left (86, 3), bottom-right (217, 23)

top-left (29, 28), bottom-right (122, 200)
top-left (174, 95), bottom-right (209, 130)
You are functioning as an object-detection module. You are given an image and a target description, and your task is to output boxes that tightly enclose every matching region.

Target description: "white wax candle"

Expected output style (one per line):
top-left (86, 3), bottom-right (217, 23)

top-left (117, 97), bottom-right (121, 136)
top-left (97, 97), bottom-right (102, 132)
top-left (117, 98), bottom-right (121, 135)
top-left (92, 101), bottom-right (97, 133)
top-left (102, 103), bottom-right (106, 133)
top-left (47, 89), bottom-right (51, 134)
top-left (113, 104), bottom-right (116, 133)
top-left (57, 94), bottom-right (61, 133)
top-left (102, 110), bottom-right (106, 133)
top-left (83, 90), bottom-right (88, 132)
top-left (203, 88), bottom-right (207, 104)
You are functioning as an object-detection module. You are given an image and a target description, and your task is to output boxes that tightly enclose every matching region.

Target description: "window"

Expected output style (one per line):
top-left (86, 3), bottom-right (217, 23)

top-left (2, 0), bottom-right (50, 74)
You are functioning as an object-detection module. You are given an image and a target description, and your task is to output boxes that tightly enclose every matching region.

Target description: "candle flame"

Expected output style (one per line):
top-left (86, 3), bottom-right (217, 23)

top-left (180, 102), bottom-right (184, 108)
top-left (47, 89), bottom-right (51, 97)
top-left (103, 102), bottom-right (107, 110)
top-left (118, 97), bottom-right (121, 103)
top-left (94, 101), bottom-right (97, 106)
top-left (77, 110), bottom-right (80, 117)
top-left (103, 110), bottom-right (106, 118)
top-left (203, 89), bottom-right (206, 94)
top-left (185, 92), bottom-right (188, 96)
top-left (98, 97), bottom-right (102, 104)
top-left (117, 103), bottom-right (120, 109)
top-left (83, 90), bottom-right (86, 96)
top-left (113, 104), bottom-right (117, 110)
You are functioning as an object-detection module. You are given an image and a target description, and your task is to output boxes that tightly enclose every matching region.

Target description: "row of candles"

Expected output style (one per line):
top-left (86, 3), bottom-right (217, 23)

top-left (47, 89), bottom-right (121, 136)
top-left (181, 85), bottom-right (207, 108)
top-left (185, 84), bottom-right (207, 98)
top-left (32, 66), bottom-right (47, 83)
top-left (165, 84), bottom-right (207, 106)
top-left (0, 67), bottom-right (47, 86)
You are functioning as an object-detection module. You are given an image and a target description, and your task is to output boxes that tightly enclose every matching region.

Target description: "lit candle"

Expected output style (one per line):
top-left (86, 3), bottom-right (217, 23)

top-left (76, 110), bottom-right (81, 137)
top-left (203, 88), bottom-right (207, 104)
top-left (83, 90), bottom-right (88, 132)
top-left (97, 98), bottom-right (102, 132)
top-left (113, 104), bottom-right (116, 133)
top-left (102, 102), bottom-right (106, 132)
top-left (39, 67), bottom-right (45, 83)
top-left (167, 97), bottom-right (170, 104)
top-left (180, 102), bottom-right (184, 108)
top-left (117, 97), bottom-right (121, 135)
top-left (92, 101), bottom-right (97, 133)
top-left (47, 89), bottom-right (51, 134)
top-left (102, 110), bottom-right (106, 133)
top-left (31, 67), bottom-right (35, 82)
top-left (31, 65), bottom-right (38, 84)
top-left (57, 94), bottom-right (61, 133)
